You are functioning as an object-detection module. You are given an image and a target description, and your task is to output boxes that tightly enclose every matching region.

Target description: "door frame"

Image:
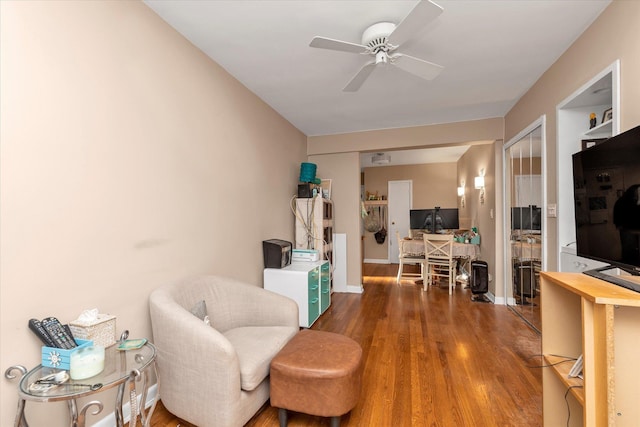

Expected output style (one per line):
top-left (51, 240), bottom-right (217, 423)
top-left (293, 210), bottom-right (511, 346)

top-left (502, 115), bottom-right (547, 305)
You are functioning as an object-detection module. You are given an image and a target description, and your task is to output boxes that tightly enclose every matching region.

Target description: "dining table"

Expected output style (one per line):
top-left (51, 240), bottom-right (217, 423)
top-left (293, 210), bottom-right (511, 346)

top-left (401, 237), bottom-right (481, 278)
top-left (511, 241), bottom-right (542, 261)
top-left (401, 237), bottom-right (480, 258)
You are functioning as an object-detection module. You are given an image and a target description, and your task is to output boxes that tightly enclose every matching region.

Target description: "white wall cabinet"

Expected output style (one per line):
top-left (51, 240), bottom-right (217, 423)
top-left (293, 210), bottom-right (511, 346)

top-left (264, 260), bottom-right (331, 328)
top-left (560, 247), bottom-right (608, 273)
top-left (556, 61), bottom-right (619, 271)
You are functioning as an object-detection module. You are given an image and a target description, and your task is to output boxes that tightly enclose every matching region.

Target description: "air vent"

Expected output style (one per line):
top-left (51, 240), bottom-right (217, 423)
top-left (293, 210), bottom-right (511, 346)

top-left (372, 153), bottom-right (391, 165)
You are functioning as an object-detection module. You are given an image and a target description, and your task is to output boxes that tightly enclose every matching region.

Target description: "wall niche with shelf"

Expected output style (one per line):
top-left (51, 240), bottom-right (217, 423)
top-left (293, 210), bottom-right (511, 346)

top-left (556, 61), bottom-right (620, 272)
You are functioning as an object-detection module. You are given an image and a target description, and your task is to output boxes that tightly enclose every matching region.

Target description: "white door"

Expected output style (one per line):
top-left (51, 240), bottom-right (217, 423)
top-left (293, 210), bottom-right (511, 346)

top-left (388, 180), bottom-right (413, 263)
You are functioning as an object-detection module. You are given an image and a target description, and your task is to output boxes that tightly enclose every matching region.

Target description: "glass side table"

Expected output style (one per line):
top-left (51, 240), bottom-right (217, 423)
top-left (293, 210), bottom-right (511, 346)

top-left (5, 342), bottom-right (158, 427)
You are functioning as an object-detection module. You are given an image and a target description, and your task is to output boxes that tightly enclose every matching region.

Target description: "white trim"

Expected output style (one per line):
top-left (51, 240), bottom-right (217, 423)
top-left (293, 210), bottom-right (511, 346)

top-left (502, 116), bottom-right (546, 306)
top-left (347, 285), bottom-right (364, 294)
top-left (492, 295), bottom-right (506, 305)
top-left (93, 383), bottom-right (158, 427)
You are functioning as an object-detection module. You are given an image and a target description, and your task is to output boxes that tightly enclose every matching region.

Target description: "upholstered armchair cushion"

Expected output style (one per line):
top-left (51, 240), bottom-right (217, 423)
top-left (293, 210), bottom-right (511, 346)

top-left (149, 275), bottom-right (299, 427)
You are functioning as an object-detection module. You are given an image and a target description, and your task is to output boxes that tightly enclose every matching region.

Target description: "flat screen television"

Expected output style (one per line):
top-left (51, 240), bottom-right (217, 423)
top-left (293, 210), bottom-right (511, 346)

top-left (511, 206), bottom-right (542, 231)
top-left (409, 207), bottom-right (459, 233)
top-left (572, 124), bottom-right (640, 293)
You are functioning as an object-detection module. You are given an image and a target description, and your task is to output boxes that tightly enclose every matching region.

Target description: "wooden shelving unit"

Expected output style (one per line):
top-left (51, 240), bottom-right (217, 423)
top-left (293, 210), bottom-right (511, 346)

top-left (543, 354), bottom-right (585, 406)
top-left (541, 272), bottom-right (640, 426)
top-left (295, 196), bottom-right (334, 263)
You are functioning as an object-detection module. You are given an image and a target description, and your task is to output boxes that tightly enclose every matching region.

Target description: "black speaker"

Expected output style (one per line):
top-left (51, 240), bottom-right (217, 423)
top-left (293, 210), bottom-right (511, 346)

top-left (297, 183), bottom-right (313, 198)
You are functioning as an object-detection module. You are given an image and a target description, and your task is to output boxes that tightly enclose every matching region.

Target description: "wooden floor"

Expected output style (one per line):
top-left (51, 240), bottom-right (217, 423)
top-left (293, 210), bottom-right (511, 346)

top-left (147, 264), bottom-right (543, 427)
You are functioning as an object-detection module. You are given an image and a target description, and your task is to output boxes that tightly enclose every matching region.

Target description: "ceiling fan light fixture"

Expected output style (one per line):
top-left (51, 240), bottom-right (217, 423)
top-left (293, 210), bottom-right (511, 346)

top-left (372, 153), bottom-right (391, 165)
top-left (308, 0), bottom-right (444, 92)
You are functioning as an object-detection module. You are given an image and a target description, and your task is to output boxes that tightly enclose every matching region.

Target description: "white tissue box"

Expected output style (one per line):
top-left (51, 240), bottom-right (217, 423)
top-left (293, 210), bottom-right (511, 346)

top-left (69, 314), bottom-right (116, 348)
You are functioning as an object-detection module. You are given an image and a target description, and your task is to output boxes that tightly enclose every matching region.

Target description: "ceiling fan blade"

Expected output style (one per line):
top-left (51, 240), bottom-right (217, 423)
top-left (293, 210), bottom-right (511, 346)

top-left (343, 62), bottom-right (377, 92)
top-left (391, 53), bottom-right (443, 80)
top-left (309, 36), bottom-right (368, 54)
top-left (387, 0), bottom-right (443, 47)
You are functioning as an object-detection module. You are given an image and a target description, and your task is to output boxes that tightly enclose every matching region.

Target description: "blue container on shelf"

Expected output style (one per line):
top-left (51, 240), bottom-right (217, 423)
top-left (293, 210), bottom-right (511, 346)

top-left (299, 162), bottom-right (317, 183)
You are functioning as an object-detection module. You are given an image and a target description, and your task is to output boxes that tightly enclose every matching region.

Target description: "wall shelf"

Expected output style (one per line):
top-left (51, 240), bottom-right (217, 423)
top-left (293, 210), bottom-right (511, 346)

top-left (583, 119), bottom-right (612, 138)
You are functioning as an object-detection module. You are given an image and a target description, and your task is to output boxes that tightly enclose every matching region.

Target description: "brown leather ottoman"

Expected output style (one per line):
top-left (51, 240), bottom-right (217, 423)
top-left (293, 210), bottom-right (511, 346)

top-left (270, 329), bottom-right (363, 427)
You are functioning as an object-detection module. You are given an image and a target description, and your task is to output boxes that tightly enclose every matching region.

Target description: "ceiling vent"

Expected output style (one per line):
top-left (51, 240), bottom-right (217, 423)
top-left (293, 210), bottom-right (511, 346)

top-left (371, 153), bottom-right (391, 165)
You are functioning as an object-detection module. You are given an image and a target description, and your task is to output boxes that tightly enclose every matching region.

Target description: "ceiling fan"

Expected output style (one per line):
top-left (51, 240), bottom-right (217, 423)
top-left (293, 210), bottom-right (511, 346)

top-left (309, 0), bottom-right (444, 92)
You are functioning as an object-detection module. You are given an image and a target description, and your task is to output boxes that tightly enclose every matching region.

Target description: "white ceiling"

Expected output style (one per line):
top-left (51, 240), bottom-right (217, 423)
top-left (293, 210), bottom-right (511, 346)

top-left (144, 0), bottom-right (610, 164)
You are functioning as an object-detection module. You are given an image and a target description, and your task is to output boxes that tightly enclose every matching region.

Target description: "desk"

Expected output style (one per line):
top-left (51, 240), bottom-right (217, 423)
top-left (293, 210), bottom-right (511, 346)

top-left (5, 342), bottom-right (158, 427)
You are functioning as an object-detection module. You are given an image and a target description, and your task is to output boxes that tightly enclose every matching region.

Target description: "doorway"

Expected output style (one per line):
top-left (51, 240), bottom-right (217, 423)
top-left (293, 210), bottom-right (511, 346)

top-left (503, 118), bottom-right (546, 332)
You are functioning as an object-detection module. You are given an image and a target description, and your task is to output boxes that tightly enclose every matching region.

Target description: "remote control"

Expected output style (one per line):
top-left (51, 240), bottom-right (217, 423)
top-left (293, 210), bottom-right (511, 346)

top-left (41, 317), bottom-right (77, 349)
top-left (63, 324), bottom-right (75, 341)
top-left (28, 318), bottom-right (56, 347)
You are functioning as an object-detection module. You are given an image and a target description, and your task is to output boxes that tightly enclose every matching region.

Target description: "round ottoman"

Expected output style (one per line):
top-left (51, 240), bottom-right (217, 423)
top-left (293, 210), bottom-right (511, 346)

top-left (270, 329), bottom-right (363, 427)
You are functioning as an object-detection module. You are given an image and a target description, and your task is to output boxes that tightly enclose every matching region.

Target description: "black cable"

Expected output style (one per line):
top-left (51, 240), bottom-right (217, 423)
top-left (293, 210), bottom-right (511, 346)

top-left (525, 353), bottom-right (578, 369)
top-left (565, 385), bottom-right (583, 427)
top-left (526, 353), bottom-right (583, 426)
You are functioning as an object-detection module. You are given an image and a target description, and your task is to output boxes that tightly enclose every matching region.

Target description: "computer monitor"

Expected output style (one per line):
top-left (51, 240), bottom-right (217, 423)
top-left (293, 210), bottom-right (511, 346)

top-left (410, 208), bottom-right (459, 233)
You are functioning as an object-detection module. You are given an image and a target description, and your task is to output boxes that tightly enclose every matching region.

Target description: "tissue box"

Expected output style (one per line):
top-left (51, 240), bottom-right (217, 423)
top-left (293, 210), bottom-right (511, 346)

top-left (470, 236), bottom-right (480, 245)
top-left (69, 314), bottom-right (116, 348)
top-left (42, 339), bottom-right (93, 370)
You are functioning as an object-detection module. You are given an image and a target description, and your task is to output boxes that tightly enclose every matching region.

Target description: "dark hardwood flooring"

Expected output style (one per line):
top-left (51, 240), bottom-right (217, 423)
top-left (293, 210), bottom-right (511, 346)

top-left (146, 263), bottom-right (542, 427)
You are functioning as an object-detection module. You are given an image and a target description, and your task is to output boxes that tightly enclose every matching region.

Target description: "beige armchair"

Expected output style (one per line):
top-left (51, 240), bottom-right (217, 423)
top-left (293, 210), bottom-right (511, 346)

top-left (149, 276), bottom-right (299, 427)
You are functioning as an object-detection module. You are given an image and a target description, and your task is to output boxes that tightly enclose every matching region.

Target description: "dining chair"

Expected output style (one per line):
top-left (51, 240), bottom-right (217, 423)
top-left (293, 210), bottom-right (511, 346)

top-left (396, 231), bottom-right (425, 284)
top-left (423, 234), bottom-right (457, 294)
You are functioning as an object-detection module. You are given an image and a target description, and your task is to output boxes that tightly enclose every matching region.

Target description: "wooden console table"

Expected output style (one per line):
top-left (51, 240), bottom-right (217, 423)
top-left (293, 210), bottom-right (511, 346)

top-left (540, 272), bottom-right (640, 426)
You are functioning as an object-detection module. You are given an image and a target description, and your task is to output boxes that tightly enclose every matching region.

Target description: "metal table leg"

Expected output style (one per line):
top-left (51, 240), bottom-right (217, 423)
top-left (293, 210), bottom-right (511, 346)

top-left (5, 365), bottom-right (29, 427)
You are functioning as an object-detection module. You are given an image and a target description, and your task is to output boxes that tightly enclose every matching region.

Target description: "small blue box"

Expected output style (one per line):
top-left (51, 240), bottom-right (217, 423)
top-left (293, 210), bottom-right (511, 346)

top-left (41, 339), bottom-right (93, 370)
top-left (470, 236), bottom-right (480, 245)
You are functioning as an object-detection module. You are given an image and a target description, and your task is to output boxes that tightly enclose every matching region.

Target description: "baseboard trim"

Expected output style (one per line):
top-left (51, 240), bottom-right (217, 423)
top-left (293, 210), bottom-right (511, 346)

top-left (347, 285), bottom-right (364, 294)
top-left (93, 383), bottom-right (158, 427)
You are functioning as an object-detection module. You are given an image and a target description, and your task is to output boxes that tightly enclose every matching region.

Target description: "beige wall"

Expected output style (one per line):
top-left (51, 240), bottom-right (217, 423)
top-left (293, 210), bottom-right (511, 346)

top-left (362, 163), bottom-right (457, 261)
top-left (0, 2), bottom-right (306, 424)
top-left (504, 0), bottom-right (640, 270)
top-left (457, 144), bottom-right (498, 295)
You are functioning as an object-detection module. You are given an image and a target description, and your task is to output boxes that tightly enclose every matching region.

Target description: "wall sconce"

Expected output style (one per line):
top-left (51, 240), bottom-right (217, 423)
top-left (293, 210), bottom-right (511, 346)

top-left (457, 182), bottom-right (465, 207)
top-left (475, 169), bottom-right (485, 205)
